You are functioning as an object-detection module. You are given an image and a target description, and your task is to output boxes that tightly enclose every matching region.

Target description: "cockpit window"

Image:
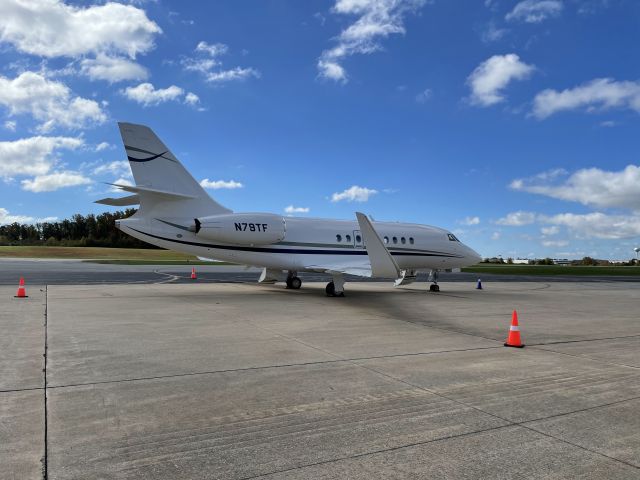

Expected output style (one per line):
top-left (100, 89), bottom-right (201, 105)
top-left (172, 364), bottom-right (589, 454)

top-left (447, 233), bottom-right (460, 242)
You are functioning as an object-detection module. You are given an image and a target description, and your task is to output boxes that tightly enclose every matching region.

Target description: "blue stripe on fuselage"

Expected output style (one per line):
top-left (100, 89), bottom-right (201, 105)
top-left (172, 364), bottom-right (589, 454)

top-left (128, 227), bottom-right (463, 258)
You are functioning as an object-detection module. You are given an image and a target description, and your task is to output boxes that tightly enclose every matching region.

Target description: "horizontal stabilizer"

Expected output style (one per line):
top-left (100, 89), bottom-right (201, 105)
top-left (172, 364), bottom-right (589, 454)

top-left (356, 211), bottom-right (400, 278)
top-left (94, 194), bottom-right (140, 206)
top-left (107, 183), bottom-right (196, 200)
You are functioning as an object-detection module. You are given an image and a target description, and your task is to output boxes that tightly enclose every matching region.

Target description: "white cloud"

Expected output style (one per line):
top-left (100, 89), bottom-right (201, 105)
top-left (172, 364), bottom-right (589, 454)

top-left (542, 239), bottom-right (568, 247)
top-left (93, 160), bottom-right (131, 178)
top-left (0, 135), bottom-right (83, 178)
top-left (460, 216), bottom-right (481, 225)
top-left (467, 54), bottom-right (535, 106)
top-left (94, 142), bottom-right (112, 152)
top-left (21, 171), bottom-right (91, 192)
top-left (4, 120), bottom-right (16, 131)
top-left (0, 0), bottom-right (160, 58)
top-left (318, 61), bottom-right (347, 82)
top-left (506, 0), bottom-right (563, 23)
top-left (182, 41), bottom-right (260, 84)
top-left (0, 207), bottom-right (33, 224)
top-left (496, 211), bottom-right (537, 226)
top-left (510, 165), bottom-right (640, 210)
top-left (182, 57), bottom-right (219, 75)
top-left (331, 185), bottom-right (378, 202)
top-left (205, 67), bottom-right (260, 83)
top-left (200, 179), bottom-right (243, 189)
top-left (184, 92), bottom-right (200, 106)
top-left (318, 0), bottom-right (426, 82)
top-left (0, 71), bottom-right (107, 132)
top-left (80, 55), bottom-right (148, 83)
top-left (541, 226), bottom-right (559, 235)
top-left (481, 22), bottom-right (508, 43)
top-left (415, 88), bottom-right (432, 103)
top-left (491, 231), bottom-right (501, 240)
top-left (195, 41), bottom-right (228, 57)
top-left (532, 78), bottom-right (640, 119)
top-left (122, 83), bottom-right (199, 107)
top-left (541, 212), bottom-right (640, 240)
top-left (284, 205), bottom-right (310, 214)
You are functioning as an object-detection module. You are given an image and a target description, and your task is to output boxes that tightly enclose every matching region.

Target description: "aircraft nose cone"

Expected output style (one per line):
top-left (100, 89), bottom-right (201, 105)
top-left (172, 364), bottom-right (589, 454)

top-left (466, 246), bottom-right (482, 264)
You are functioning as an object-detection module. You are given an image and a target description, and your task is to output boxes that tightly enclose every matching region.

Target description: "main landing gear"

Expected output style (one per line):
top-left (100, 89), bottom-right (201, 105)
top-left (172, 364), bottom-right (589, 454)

top-left (429, 269), bottom-right (440, 292)
top-left (285, 271), bottom-right (302, 290)
top-left (325, 274), bottom-right (345, 297)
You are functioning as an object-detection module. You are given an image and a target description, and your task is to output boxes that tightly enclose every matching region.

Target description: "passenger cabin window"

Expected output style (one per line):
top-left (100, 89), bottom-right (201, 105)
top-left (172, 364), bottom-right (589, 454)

top-left (447, 233), bottom-right (460, 242)
top-left (392, 236), bottom-right (398, 244)
top-left (383, 236), bottom-right (389, 244)
top-left (346, 234), bottom-right (352, 242)
top-left (336, 234), bottom-right (342, 242)
top-left (355, 234), bottom-right (362, 243)
top-left (401, 237), bottom-right (406, 244)
top-left (409, 237), bottom-right (414, 245)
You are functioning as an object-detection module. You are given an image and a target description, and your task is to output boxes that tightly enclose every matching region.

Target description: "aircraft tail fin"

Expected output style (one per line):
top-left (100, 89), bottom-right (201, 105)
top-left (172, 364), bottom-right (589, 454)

top-left (115, 122), bottom-right (231, 218)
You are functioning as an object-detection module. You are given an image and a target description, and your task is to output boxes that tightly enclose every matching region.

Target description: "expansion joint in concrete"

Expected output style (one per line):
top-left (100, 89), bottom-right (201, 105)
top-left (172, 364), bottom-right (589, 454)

top-left (42, 285), bottom-right (48, 480)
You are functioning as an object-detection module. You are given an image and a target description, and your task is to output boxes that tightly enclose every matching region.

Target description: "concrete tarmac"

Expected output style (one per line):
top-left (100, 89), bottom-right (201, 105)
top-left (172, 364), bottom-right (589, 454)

top-left (2, 279), bottom-right (639, 479)
top-left (1, 258), bottom-right (639, 285)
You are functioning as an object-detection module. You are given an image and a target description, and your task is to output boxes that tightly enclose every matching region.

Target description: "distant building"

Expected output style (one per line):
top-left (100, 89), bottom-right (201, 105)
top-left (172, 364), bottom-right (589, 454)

top-left (553, 258), bottom-right (571, 265)
top-left (512, 258), bottom-right (530, 264)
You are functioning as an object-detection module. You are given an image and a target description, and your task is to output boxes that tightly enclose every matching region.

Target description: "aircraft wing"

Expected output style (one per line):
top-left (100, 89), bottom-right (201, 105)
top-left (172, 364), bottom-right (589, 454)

top-left (302, 212), bottom-right (402, 279)
top-left (304, 259), bottom-right (373, 277)
top-left (355, 212), bottom-right (401, 278)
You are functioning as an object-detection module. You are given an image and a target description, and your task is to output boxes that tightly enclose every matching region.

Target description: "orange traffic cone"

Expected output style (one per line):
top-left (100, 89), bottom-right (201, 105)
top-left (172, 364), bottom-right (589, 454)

top-left (504, 310), bottom-right (524, 348)
top-left (14, 277), bottom-right (28, 298)
top-left (191, 267), bottom-right (197, 280)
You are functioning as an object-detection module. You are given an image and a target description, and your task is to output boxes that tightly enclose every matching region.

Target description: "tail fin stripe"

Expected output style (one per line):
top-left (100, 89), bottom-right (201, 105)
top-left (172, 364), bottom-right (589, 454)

top-left (127, 150), bottom-right (170, 163)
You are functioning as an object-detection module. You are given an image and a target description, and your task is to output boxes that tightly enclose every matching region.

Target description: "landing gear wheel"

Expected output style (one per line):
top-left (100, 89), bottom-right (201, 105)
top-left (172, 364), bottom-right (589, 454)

top-left (325, 281), bottom-right (344, 297)
top-left (429, 284), bottom-right (440, 292)
top-left (290, 277), bottom-right (302, 290)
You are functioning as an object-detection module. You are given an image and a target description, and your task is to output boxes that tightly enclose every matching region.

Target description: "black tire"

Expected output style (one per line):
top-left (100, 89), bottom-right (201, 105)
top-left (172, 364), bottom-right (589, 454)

top-left (325, 281), bottom-right (335, 296)
top-left (290, 277), bottom-right (302, 290)
top-left (285, 278), bottom-right (293, 289)
top-left (429, 284), bottom-right (440, 292)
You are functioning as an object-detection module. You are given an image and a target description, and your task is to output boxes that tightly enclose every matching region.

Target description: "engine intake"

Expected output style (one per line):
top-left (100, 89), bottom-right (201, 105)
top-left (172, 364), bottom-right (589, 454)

top-left (194, 213), bottom-right (285, 245)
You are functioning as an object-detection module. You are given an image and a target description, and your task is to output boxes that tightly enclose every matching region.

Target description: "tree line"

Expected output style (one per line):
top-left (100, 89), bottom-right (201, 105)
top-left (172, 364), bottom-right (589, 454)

top-left (0, 209), bottom-right (157, 249)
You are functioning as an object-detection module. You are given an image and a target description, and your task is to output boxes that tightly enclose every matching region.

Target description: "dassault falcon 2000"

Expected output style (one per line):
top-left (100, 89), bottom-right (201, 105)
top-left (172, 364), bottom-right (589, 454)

top-left (96, 123), bottom-right (481, 296)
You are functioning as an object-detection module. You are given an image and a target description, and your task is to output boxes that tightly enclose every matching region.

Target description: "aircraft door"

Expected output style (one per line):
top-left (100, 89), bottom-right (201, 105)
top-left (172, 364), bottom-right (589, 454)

top-left (353, 230), bottom-right (364, 248)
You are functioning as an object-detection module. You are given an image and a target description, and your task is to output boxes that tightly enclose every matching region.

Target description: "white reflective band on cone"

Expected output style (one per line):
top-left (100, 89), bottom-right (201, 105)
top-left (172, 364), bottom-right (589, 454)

top-left (510, 326), bottom-right (519, 331)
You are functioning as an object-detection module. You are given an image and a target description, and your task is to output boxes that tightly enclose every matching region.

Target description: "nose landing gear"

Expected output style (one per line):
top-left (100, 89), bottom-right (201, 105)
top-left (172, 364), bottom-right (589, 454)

top-left (428, 269), bottom-right (440, 292)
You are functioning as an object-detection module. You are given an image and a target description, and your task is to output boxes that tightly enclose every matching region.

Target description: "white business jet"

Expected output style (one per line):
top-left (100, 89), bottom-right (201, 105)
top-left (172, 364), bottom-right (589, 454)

top-left (96, 123), bottom-right (481, 296)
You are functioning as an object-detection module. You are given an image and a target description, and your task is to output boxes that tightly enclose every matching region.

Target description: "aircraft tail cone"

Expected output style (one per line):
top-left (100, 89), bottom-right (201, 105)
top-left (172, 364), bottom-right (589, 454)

top-left (476, 279), bottom-right (483, 290)
top-left (191, 267), bottom-right (197, 280)
top-left (504, 310), bottom-right (524, 348)
top-left (14, 277), bottom-right (28, 298)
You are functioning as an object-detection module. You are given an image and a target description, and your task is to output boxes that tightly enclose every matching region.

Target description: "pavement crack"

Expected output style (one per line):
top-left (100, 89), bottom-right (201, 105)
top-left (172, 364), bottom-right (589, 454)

top-left (529, 333), bottom-right (640, 346)
top-left (42, 284), bottom-right (49, 480)
top-left (348, 360), bottom-right (640, 474)
top-left (45, 346), bottom-right (501, 390)
top-left (236, 424), bottom-right (514, 480)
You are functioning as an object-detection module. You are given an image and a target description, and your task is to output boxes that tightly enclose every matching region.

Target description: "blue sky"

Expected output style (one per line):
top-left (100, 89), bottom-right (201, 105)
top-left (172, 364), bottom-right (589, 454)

top-left (1, 0), bottom-right (639, 259)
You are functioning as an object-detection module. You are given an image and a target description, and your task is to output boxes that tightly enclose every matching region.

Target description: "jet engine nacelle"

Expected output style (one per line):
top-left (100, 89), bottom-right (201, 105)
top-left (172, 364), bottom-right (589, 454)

top-left (194, 213), bottom-right (285, 245)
